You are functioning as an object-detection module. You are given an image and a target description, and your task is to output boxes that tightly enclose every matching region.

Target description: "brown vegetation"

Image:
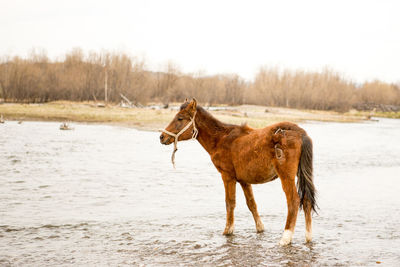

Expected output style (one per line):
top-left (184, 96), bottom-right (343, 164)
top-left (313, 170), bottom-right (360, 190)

top-left (0, 102), bottom-right (366, 132)
top-left (0, 49), bottom-right (399, 111)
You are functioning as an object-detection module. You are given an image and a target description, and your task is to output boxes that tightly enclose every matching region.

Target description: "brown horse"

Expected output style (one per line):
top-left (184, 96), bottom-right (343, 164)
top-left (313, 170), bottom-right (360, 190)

top-left (160, 99), bottom-right (317, 246)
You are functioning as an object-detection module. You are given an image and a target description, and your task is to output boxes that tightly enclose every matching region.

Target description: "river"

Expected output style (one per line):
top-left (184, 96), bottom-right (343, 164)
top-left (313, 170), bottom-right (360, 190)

top-left (1, 118), bottom-right (400, 266)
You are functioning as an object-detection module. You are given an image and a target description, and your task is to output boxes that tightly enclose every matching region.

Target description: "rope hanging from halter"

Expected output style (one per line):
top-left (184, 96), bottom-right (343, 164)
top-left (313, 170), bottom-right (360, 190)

top-left (159, 111), bottom-right (198, 168)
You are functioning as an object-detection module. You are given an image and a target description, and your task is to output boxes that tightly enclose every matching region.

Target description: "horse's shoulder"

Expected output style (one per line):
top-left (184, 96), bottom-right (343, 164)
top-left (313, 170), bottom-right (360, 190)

top-left (223, 124), bottom-right (251, 139)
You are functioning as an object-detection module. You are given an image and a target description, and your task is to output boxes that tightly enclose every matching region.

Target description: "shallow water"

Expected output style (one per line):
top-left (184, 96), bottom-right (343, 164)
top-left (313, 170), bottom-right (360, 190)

top-left (1, 119), bottom-right (400, 266)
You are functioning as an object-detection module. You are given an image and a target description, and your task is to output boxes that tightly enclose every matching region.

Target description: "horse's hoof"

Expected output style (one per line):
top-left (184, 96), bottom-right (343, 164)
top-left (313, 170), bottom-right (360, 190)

top-left (223, 226), bottom-right (234, 235)
top-left (279, 238), bottom-right (291, 246)
top-left (256, 222), bottom-right (265, 233)
top-left (278, 230), bottom-right (293, 246)
top-left (305, 231), bottom-right (312, 243)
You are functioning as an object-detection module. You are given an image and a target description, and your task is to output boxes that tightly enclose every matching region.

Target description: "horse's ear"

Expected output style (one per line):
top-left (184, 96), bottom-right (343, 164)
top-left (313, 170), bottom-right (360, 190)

top-left (187, 98), bottom-right (197, 113)
top-left (185, 98), bottom-right (188, 103)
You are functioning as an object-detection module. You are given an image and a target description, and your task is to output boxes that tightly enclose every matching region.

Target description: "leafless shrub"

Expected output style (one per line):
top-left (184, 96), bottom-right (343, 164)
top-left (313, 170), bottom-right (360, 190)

top-left (0, 49), bottom-right (399, 111)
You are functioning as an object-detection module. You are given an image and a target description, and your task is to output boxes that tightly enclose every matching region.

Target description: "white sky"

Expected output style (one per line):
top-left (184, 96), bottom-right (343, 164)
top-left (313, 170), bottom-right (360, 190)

top-left (1, 0), bottom-right (399, 83)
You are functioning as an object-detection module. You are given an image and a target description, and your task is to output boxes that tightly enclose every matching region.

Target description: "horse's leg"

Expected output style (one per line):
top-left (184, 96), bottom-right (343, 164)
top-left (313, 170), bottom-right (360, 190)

top-left (240, 182), bottom-right (264, 233)
top-left (222, 176), bottom-right (236, 235)
top-left (278, 174), bottom-right (300, 246)
top-left (303, 196), bottom-right (313, 242)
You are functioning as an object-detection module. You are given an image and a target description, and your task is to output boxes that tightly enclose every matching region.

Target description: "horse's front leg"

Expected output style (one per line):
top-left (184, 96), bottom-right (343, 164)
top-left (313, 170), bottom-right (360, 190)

top-left (240, 182), bottom-right (264, 233)
top-left (222, 175), bottom-right (236, 235)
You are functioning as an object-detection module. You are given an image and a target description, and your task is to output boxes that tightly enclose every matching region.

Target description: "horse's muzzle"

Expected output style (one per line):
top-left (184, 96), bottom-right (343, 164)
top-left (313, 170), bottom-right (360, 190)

top-left (159, 133), bottom-right (173, 145)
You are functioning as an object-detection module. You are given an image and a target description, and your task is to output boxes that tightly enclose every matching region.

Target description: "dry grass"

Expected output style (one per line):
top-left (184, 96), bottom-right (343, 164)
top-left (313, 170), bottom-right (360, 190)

top-left (375, 112), bottom-right (400, 119)
top-left (348, 110), bottom-right (400, 119)
top-left (0, 101), bottom-right (176, 130)
top-left (0, 101), bottom-right (369, 131)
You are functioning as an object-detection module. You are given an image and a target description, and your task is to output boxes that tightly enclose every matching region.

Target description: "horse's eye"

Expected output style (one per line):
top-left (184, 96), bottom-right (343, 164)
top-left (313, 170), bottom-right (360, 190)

top-left (178, 117), bottom-right (183, 121)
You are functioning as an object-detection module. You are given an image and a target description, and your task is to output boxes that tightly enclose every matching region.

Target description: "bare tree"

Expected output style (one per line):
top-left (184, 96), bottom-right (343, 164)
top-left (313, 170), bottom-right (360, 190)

top-left (0, 48), bottom-right (399, 110)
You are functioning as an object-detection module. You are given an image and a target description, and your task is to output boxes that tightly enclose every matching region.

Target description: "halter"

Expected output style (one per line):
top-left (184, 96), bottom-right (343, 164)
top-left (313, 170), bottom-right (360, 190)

top-left (159, 110), bottom-right (198, 168)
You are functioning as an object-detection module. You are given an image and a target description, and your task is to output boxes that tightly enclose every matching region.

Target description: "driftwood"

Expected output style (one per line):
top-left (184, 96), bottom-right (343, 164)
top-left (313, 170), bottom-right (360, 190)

top-left (60, 122), bottom-right (74, 130)
top-left (120, 93), bottom-right (136, 108)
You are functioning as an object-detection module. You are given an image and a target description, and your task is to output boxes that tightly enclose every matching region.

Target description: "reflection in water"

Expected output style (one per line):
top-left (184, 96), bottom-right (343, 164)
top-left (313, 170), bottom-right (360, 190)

top-left (1, 119), bottom-right (400, 265)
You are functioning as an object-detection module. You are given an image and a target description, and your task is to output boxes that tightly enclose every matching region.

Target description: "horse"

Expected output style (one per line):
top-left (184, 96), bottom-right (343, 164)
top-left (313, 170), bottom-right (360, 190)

top-left (159, 98), bottom-right (317, 246)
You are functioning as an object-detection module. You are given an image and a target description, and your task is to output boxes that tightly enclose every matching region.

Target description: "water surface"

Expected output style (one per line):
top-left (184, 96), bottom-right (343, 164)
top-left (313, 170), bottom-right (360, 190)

top-left (1, 119), bottom-right (400, 266)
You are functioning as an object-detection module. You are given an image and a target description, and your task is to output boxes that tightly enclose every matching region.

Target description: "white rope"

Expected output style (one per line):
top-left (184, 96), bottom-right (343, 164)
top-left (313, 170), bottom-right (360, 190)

top-left (159, 111), bottom-right (198, 168)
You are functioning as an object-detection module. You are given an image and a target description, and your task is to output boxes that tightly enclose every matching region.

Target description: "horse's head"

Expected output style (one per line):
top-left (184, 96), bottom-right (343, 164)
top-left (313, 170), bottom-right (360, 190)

top-left (159, 98), bottom-right (198, 145)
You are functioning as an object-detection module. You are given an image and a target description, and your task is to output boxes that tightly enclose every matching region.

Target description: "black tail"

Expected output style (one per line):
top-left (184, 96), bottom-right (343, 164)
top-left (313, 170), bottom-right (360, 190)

top-left (297, 135), bottom-right (318, 213)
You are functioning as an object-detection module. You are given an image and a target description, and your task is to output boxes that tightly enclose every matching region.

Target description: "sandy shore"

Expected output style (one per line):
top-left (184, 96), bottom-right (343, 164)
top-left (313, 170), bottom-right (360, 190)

top-left (0, 101), bottom-right (370, 131)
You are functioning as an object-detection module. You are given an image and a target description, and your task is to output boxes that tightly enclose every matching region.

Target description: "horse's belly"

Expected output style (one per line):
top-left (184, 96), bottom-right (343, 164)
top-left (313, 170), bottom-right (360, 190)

top-left (235, 158), bottom-right (277, 184)
top-left (231, 128), bottom-right (278, 184)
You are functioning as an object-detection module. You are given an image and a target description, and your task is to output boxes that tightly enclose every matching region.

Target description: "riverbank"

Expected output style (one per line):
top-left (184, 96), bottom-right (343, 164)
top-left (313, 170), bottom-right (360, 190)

top-left (0, 101), bottom-right (373, 130)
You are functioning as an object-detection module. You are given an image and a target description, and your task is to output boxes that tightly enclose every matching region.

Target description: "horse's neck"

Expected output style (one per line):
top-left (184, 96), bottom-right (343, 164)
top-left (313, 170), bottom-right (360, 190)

top-left (195, 108), bottom-right (230, 155)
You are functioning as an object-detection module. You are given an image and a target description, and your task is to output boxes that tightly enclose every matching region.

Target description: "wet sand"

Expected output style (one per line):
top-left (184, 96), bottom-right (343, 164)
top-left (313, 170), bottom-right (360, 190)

top-left (1, 119), bottom-right (399, 266)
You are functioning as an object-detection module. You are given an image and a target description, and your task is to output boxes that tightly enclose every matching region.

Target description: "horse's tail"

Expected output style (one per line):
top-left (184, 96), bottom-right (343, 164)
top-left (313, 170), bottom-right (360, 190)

top-left (297, 134), bottom-right (318, 213)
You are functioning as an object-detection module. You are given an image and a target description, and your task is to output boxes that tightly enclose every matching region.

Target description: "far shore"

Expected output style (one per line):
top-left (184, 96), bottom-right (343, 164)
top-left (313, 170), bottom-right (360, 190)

top-left (0, 101), bottom-right (385, 131)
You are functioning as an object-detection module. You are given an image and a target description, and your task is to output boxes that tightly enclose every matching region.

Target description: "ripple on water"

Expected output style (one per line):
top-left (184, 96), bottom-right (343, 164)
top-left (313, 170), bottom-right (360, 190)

top-left (1, 120), bottom-right (400, 266)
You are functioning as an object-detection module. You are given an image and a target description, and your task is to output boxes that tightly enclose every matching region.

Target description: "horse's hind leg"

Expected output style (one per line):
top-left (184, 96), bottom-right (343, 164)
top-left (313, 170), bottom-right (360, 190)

top-left (278, 174), bottom-right (300, 246)
top-left (240, 182), bottom-right (264, 233)
top-left (303, 196), bottom-right (313, 242)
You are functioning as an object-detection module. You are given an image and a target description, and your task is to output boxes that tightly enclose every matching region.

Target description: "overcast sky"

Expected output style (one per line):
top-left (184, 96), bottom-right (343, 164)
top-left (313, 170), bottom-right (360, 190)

top-left (1, 0), bottom-right (399, 83)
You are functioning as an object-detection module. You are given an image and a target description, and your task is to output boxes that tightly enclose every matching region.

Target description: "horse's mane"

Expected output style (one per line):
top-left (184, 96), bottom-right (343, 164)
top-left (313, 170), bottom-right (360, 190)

top-left (180, 102), bottom-right (252, 135)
